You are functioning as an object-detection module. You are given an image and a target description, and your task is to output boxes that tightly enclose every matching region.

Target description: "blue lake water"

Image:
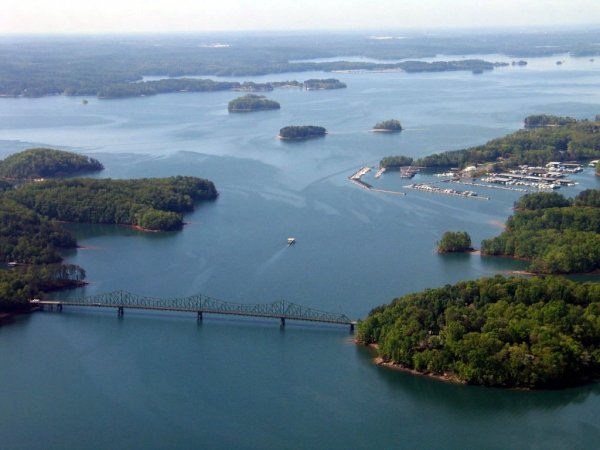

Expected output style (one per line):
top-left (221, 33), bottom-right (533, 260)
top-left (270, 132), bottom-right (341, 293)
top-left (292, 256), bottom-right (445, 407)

top-left (1, 55), bottom-right (600, 449)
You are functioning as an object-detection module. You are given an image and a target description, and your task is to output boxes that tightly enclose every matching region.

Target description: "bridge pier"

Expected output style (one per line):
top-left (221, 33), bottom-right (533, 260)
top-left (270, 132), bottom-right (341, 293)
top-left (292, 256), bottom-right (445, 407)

top-left (197, 311), bottom-right (203, 322)
top-left (117, 306), bottom-right (124, 317)
top-left (349, 323), bottom-right (354, 333)
top-left (57, 303), bottom-right (63, 312)
top-left (280, 317), bottom-right (285, 328)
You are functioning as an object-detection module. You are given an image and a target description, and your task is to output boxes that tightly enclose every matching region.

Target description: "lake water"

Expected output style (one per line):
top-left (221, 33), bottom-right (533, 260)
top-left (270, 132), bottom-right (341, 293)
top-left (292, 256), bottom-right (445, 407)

top-left (1, 56), bottom-right (600, 449)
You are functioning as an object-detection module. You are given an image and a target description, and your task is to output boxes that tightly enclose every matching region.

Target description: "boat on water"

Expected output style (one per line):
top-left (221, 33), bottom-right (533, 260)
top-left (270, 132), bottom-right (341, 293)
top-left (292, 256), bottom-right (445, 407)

top-left (287, 237), bottom-right (296, 245)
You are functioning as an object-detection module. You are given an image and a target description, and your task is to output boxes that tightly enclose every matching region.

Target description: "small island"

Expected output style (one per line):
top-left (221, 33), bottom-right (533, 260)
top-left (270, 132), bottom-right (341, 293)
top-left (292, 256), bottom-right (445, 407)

top-left (0, 148), bottom-right (104, 179)
top-left (357, 275), bottom-right (600, 389)
top-left (303, 79), bottom-right (346, 90)
top-left (227, 94), bottom-right (280, 112)
top-left (437, 231), bottom-right (472, 253)
top-left (373, 119), bottom-right (403, 132)
top-left (279, 125), bottom-right (327, 141)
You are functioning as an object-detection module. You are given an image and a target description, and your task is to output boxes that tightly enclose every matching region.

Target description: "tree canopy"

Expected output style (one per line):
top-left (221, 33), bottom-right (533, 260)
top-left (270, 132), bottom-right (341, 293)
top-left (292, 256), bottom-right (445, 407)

top-left (523, 114), bottom-right (577, 129)
top-left (7, 176), bottom-right (218, 231)
top-left (0, 264), bottom-right (86, 312)
top-left (279, 126), bottom-right (327, 140)
top-left (514, 191), bottom-right (572, 210)
top-left (373, 119), bottom-right (403, 131)
top-left (303, 79), bottom-right (346, 90)
top-left (382, 116), bottom-right (600, 169)
top-left (437, 231), bottom-right (472, 252)
top-left (227, 94), bottom-right (280, 112)
top-left (0, 196), bottom-right (76, 264)
top-left (380, 156), bottom-right (414, 169)
top-left (357, 275), bottom-right (600, 389)
top-left (481, 190), bottom-right (600, 274)
top-left (0, 148), bottom-right (103, 179)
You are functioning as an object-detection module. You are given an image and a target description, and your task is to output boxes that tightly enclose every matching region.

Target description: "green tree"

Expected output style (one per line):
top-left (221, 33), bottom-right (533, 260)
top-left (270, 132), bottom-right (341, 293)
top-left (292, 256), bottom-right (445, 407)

top-left (373, 119), bottom-right (402, 131)
top-left (437, 231), bottom-right (472, 252)
top-left (357, 276), bottom-right (600, 388)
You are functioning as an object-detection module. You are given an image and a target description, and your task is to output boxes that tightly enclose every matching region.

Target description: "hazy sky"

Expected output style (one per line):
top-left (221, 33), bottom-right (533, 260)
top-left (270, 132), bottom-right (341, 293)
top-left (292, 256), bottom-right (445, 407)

top-left (3, 0), bottom-right (600, 34)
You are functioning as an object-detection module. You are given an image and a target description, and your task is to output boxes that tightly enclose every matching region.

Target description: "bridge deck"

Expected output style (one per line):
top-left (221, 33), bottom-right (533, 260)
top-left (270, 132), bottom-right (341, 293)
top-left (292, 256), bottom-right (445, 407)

top-left (32, 292), bottom-right (357, 330)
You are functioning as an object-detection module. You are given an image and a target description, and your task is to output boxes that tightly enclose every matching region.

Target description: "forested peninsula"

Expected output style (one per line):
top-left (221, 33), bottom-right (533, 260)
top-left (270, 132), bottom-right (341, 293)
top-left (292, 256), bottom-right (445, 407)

top-left (381, 115), bottom-right (600, 170)
top-left (2, 60), bottom-right (501, 98)
top-left (357, 275), bottom-right (600, 389)
top-left (0, 35), bottom-right (505, 98)
top-left (6, 176), bottom-right (218, 232)
top-left (96, 78), bottom-right (346, 99)
top-left (0, 148), bottom-right (103, 179)
top-left (1, 194), bottom-right (85, 312)
top-left (480, 190), bottom-right (600, 274)
top-left (0, 149), bottom-right (218, 313)
top-left (5, 30), bottom-right (600, 98)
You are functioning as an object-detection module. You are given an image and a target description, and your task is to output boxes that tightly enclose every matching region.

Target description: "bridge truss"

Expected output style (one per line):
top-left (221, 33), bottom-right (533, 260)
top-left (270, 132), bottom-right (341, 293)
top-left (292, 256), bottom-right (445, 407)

top-left (35, 290), bottom-right (356, 331)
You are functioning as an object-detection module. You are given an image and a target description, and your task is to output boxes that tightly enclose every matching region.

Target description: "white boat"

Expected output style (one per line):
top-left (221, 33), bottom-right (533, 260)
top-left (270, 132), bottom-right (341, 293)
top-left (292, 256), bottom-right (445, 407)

top-left (287, 237), bottom-right (296, 245)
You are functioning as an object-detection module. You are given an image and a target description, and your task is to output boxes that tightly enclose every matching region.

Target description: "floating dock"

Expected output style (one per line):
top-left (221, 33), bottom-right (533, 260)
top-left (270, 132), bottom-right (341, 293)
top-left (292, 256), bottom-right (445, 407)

top-left (399, 166), bottom-right (420, 178)
top-left (348, 166), bottom-right (405, 195)
top-left (405, 183), bottom-right (489, 200)
top-left (374, 167), bottom-right (386, 178)
top-left (447, 180), bottom-right (531, 193)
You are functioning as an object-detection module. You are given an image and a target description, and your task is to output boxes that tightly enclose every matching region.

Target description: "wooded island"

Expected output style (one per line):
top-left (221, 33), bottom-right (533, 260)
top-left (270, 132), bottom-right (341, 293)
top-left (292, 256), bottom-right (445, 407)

top-left (437, 231), bottom-right (472, 253)
top-left (0, 148), bottom-right (103, 179)
top-left (228, 94), bottom-right (281, 112)
top-left (279, 126), bottom-right (327, 140)
top-left (373, 119), bottom-right (403, 132)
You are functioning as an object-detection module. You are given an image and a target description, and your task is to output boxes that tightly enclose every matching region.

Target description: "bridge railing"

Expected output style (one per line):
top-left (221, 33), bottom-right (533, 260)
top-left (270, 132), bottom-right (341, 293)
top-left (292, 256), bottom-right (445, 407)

top-left (56, 290), bottom-right (353, 325)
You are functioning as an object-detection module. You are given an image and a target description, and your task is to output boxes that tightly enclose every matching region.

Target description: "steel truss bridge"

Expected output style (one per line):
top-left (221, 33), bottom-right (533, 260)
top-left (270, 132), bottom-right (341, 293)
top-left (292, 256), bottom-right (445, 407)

top-left (33, 290), bottom-right (357, 332)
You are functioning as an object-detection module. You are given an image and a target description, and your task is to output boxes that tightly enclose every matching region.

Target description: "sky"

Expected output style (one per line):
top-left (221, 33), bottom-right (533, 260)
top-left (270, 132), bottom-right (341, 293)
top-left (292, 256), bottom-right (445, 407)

top-left (2, 0), bottom-right (600, 34)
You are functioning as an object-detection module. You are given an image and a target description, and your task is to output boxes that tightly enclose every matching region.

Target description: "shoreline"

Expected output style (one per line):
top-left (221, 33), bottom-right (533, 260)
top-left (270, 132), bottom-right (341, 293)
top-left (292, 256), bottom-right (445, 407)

top-left (374, 357), bottom-right (468, 385)
top-left (278, 134), bottom-right (327, 141)
top-left (481, 253), bottom-right (600, 276)
top-left (437, 248), bottom-right (477, 254)
top-left (363, 343), bottom-right (467, 385)
top-left (372, 128), bottom-right (402, 133)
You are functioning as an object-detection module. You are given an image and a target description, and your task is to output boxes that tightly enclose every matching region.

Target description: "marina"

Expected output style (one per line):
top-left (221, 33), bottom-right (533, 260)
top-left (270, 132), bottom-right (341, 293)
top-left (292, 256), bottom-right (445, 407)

top-left (447, 179), bottom-right (532, 192)
top-left (348, 167), bottom-right (406, 195)
top-left (405, 183), bottom-right (489, 200)
top-left (481, 173), bottom-right (575, 189)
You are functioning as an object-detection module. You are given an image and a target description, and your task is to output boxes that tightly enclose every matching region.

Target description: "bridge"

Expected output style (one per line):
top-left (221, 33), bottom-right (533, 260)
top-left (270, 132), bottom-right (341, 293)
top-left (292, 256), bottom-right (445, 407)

top-left (32, 290), bottom-right (358, 332)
